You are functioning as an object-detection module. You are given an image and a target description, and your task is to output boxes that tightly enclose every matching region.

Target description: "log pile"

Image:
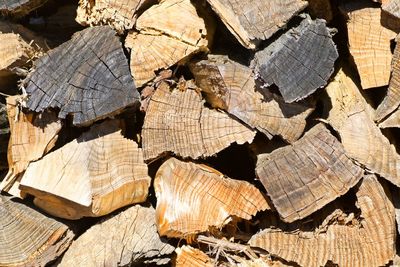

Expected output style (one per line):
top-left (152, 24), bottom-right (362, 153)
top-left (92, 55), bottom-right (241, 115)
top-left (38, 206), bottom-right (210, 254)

top-left (1, 0), bottom-right (400, 266)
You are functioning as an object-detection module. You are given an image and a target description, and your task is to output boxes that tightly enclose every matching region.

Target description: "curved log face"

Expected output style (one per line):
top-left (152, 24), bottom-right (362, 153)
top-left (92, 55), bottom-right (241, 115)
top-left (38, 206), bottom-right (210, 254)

top-left (154, 158), bottom-right (269, 238)
top-left (0, 195), bottom-right (74, 267)
top-left (24, 26), bottom-right (140, 127)
top-left (0, 0), bottom-right (48, 16)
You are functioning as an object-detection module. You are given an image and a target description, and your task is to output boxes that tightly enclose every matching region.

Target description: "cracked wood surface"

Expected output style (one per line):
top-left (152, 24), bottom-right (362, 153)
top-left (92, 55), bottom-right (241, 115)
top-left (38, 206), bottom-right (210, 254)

top-left (154, 157), bottom-right (270, 238)
top-left (19, 120), bottom-right (151, 219)
top-left (325, 68), bottom-right (400, 187)
top-left (190, 55), bottom-right (314, 143)
top-left (175, 245), bottom-right (214, 267)
top-left (253, 15), bottom-right (338, 103)
top-left (206, 0), bottom-right (307, 49)
top-left (0, 0), bottom-right (48, 16)
top-left (59, 205), bottom-right (174, 266)
top-left (0, 195), bottom-right (74, 267)
top-left (24, 26), bottom-right (139, 127)
top-left (256, 123), bottom-right (364, 223)
top-left (249, 175), bottom-right (396, 267)
top-left (142, 81), bottom-right (255, 160)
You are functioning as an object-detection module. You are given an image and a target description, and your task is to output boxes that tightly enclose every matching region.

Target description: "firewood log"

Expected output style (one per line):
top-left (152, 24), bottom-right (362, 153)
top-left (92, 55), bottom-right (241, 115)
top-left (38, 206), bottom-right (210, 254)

top-left (382, 0), bottom-right (400, 32)
top-left (189, 55), bottom-right (314, 143)
top-left (380, 108), bottom-right (400, 127)
top-left (249, 175), bottom-right (396, 267)
top-left (0, 102), bottom-right (9, 172)
top-left (256, 123), bottom-right (364, 223)
top-left (0, 0), bottom-right (48, 17)
top-left (0, 195), bottom-right (74, 267)
top-left (24, 26), bottom-right (140, 127)
top-left (175, 245), bottom-right (214, 267)
top-left (253, 15), bottom-right (338, 103)
top-left (19, 120), bottom-right (151, 219)
top-left (205, 0), bottom-right (307, 49)
top-left (142, 81), bottom-right (255, 160)
top-left (58, 205), bottom-right (174, 266)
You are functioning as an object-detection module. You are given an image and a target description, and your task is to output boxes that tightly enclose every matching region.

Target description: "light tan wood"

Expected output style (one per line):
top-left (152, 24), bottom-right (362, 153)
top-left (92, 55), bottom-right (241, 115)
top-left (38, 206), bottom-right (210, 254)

top-left (249, 175), bottom-right (396, 267)
top-left (380, 108), bottom-right (400, 128)
top-left (59, 205), bottom-right (174, 266)
top-left (19, 120), bottom-right (151, 219)
top-left (175, 246), bottom-right (214, 267)
top-left (154, 157), bottom-right (270, 238)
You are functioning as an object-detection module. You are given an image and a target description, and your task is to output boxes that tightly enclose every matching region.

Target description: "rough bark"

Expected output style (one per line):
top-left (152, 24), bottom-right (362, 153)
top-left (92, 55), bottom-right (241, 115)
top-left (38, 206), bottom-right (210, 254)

top-left (175, 246), bottom-right (214, 267)
top-left (0, 0), bottom-right (48, 16)
top-left (24, 26), bottom-right (140, 127)
top-left (154, 157), bottom-right (270, 238)
top-left (19, 120), bottom-right (151, 219)
top-left (253, 15), bottom-right (338, 103)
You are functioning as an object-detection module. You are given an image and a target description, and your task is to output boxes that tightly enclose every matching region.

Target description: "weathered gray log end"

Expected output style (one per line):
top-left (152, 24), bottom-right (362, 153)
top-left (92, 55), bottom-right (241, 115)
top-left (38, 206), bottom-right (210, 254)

top-left (24, 26), bottom-right (140, 127)
top-left (253, 15), bottom-right (338, 103)
top-left (0, 0), bottom-right (48, 16)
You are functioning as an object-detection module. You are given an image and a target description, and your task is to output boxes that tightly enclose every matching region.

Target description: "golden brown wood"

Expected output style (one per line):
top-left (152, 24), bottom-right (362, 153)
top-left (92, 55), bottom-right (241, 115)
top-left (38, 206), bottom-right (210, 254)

top-left (175, 246), bottom-right (214, 267)
top-left (19, 120), bottom-right (151, 219)
top-left (154, 157), bottom-right (269, 238)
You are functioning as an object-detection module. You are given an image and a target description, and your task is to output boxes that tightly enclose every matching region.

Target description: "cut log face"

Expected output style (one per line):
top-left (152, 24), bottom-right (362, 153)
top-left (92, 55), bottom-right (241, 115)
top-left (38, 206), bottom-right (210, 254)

top-left (154, 157), bottom-right (270, 238)
top-left (342, 3), bottom-right (396, 89)
top-left (0, 95), bottom-right (61, 197)
top-left (19, 120), bottom-right (151, 219)
top-left (0, 195), bottom-right (74, 267)
top-left (0, 0), bottom-right (48, 16)
top-left (24, 26), bottom-right (140, 127)
top-left (325, 68), bottom-right (400, 187)
top-left (175, 245), bottom-right (214, 267)
top-left (253, 15), bottom-right (338, 103)
top-left (59, 205), bottom-right (174, 266)
top-left (142, 81), bottom-right (256, 160)
top-left (126, 0), bottom-right (214, 87)
top-left (206, 0), bottom-right (307, 49)
top-left (256, 123), bottom-right (364, 223)
top-left (190, 56), bottom-right (314, 143)
top-left (249, 175), bottom-right (396, 267)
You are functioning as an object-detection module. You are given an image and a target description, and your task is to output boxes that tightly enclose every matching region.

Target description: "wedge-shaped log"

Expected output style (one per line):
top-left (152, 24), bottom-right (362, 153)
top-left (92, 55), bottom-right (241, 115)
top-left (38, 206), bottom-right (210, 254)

top-left (206, 0), bottom-right (307, 49)
top-left (256, 123), bottom-right (364, 223)
top-left (325, 68), bottom-right (400, 187)
top-left (175, 246), bottom-right (214, 267)
top-left (0, 0), bottom-right (48, 16)
top-left (190, 56), bottom-right (314, 143)
top-left (154, 158), bottom-right (269, 238)
top-left (0, 195), bottom-right (74, 267)
top-left (342, 3), bottom-right (396, 89)
top-left (24, 26), bottom-right (139, 127)
top-left (249, 175), bottom-right (396, 267)
top-left (142, 81), bottom-right (255, 160)
top-left (59, 205), bottom-right (174, 266)
top-left (0, 95), bottom-right (61, 197)
top-left (380, 109), bottom-right (400, 128)
top-left (125, 0), bottom-right (214, 87)
top-left (253, 15), bottom-right (338, 103)
top-left (20, 120), bottom-right (151, 219)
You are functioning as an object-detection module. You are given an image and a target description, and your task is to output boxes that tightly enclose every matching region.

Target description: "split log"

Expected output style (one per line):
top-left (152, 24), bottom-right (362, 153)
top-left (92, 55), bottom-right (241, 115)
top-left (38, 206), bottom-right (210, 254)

top-left (19, 120), bottom-right (151, 219)
top-left (205, 0), bottom-right (307, 49)
top-left (253, 15), bottom-right (338, 103)
top-left (125, 0), bottom-right (214, 87)
top-left (58, 205), bottom-right (174, 266)
top-left (189, 56), bottom-right (314, 143)
top-left (0, 0), bottom-right (48, 16)
top-left (382, 0), bottom-right (400, 32)
top-left (325, 68), bottom-right (400, 187)
top-left (0, 195), bottom-right (74, 267)
top-left (175, 245), bottom-right (214, 267)
top-left (380, 108), bottom-right (400, 128)
top-left (0, 20), bottom-right (48, 48)
top-left (307, 0), bottom-right (333, 22)
top-left (142, 81), bottom-right (256, 160)
top-left (0, 95), bottom-right (61, 197)
top-left (249, 175), bottom-right (396, 267)
top-left (24, 26), bottom-right (140, 127)
top-left (342, 2), bottom-right (396, 89)
top-left (0, 102), bottom-right (9, 171)
top-left (256, 123), bottom-right (364, 223)
top-left (154, 157), bottom-right (269, 238)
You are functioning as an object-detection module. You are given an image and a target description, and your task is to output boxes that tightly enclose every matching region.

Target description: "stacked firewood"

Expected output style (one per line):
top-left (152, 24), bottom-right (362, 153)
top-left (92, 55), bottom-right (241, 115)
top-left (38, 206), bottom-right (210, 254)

top-left (1, 0), bottom-right (400, 266)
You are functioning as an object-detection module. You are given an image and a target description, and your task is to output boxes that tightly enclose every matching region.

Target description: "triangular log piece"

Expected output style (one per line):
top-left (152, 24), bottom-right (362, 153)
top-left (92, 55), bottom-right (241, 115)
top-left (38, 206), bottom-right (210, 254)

top-left (19, 120), bottom-right (151, 219)
top-left (325, 68), bottom-right (400, 187)
top-left (125, 0), bottom-right (214, 87)
top-left (307, 0), bottom-right (333, 22)
top-left (256, 123), bottom-right (364, 223)
top-left (76, 0), bottom-right (151, 33)
top-left (175, 245), bottom-right (214, 267)
top-left (0, 0), bottom-right (48, 16)
top-left (382, 0), bottom-right (400, 32)
top-left (154, 157), bottom-right (270, 238)
top-left (0, 102), bottom-right (9, 171)
top-left (190, 55), bottom-right (314, 143)
top-left (205, 0), bottom-right (307, 49)
top-left (341, 2), bottom-right (396, 89)
top-left (24, 26), bottom-right (140, 127)
top-left (0, 95), bottom-right (61, 197)
top-left (142, 81), bottom-right (255, 160)
top-left (0, 195), bottom-right (74, 267)
top-left (58, 205), bottom-right (174, 266)
top-left (253, 15), bottom-right (338, 103)
top-left (380, 108), bottom-right (400, 128)
top-left (249, 175), bottom-right (396, 267)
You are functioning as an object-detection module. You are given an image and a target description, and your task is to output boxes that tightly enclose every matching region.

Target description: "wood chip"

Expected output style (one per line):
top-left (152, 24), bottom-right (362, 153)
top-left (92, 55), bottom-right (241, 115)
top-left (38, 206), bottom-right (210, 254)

top-left (175, 245), bottom-right (214, 267)
top-left (0, 0), bottom-right (48, 16)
